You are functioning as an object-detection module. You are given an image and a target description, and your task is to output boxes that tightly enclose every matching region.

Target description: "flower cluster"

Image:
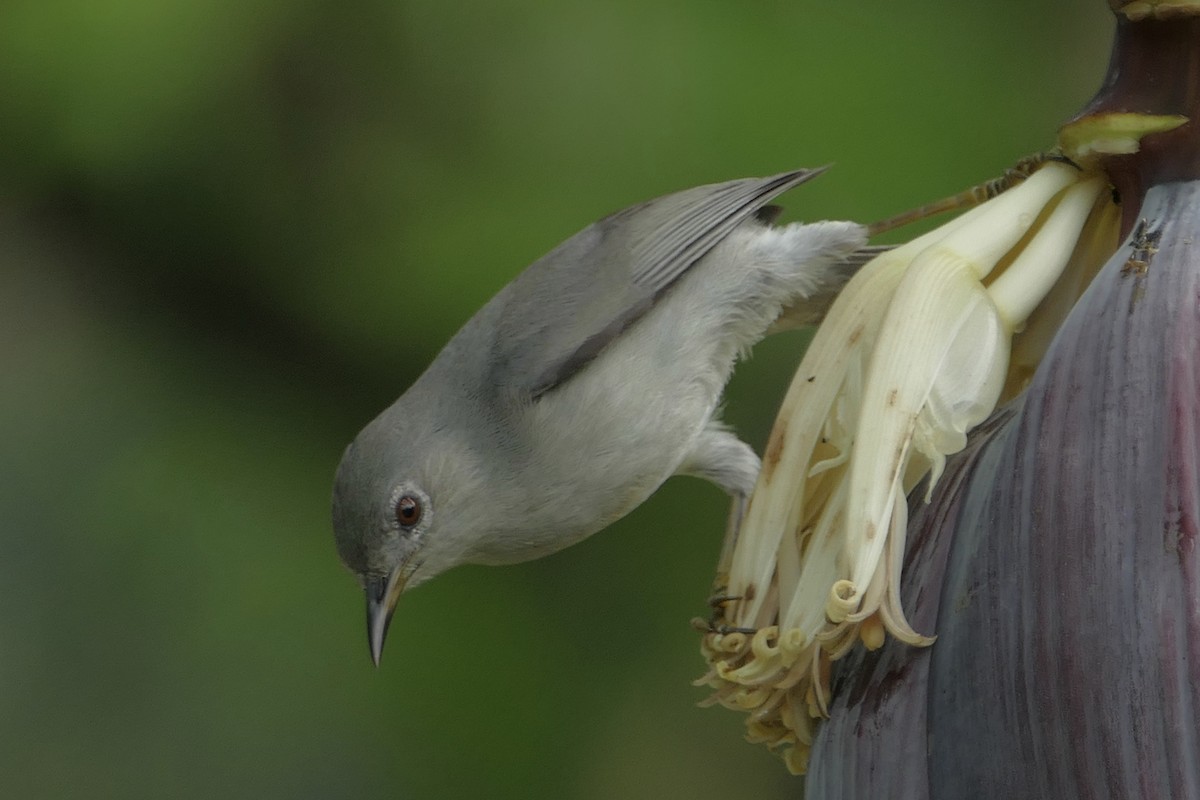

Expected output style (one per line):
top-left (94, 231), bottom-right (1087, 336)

top-left (697, 160), bottom-right (1119, 774)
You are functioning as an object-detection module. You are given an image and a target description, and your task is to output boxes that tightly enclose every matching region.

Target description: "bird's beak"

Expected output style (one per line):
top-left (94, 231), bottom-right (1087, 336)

top-left (365, 565), bottom-right (408, 667)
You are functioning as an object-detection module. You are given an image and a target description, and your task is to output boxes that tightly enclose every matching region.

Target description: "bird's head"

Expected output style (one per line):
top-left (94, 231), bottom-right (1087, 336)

top-left (331, 397), bottom-right (497, 666)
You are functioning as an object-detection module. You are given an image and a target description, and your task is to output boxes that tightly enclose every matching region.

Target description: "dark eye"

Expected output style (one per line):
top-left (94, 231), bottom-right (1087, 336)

top-left (395, 494), bottom-right (422, 528)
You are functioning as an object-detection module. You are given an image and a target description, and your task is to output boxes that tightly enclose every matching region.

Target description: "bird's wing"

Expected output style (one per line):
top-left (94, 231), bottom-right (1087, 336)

top-left (488, 168), bottom-right (827, 398)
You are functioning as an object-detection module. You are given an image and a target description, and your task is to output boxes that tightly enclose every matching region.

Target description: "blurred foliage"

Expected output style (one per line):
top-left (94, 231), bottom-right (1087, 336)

top-left (1, 1), bottom-right (1110, 798)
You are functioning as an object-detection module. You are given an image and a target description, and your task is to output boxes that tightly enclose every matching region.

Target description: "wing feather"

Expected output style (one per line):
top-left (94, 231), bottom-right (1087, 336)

top-left (487, 168), bottom-right (829, 398)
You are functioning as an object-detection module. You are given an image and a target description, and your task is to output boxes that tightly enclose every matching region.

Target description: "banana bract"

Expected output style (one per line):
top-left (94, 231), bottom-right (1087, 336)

top-left (697, 161), bottom-right (1119, 774)
top-left (805, 176), bottom-right (1200, 798)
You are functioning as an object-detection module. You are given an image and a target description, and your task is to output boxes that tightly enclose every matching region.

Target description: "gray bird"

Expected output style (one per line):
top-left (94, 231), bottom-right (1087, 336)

top-left (332, 168), bottom-right (875, 665)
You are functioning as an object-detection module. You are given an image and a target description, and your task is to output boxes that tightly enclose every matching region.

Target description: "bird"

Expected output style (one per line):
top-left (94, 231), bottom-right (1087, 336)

top-left (331, 168), bottom-right (875, 666)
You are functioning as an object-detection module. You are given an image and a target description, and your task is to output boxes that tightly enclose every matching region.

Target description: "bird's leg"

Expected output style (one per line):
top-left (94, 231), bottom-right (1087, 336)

top-left (677, 425), bottom-right (762, 632)
top-left (676, 425), bottom-right (759, 575)
top-left (690, 616), bottom-right (759, 635)
top-left (701, 579), bottom-right (759, 634)
top-left (867, 150), bottom-right (1080, 237)
top-left (708, 488), bottom-right (757, 633)
top-left (715, 488), bottom-right (748, 582)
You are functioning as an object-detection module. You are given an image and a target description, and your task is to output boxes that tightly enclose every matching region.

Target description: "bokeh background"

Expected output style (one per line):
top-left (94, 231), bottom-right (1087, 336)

top-left (2, 2), bottom-right (1111, 798)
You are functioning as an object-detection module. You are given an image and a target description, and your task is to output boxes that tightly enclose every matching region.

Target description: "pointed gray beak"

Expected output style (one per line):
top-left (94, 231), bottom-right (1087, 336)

top-left (365, 566), bottom-right (408, 667)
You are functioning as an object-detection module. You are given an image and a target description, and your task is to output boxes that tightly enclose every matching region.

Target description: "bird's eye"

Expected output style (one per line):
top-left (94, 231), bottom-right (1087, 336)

top-left (395, 494), bottom-right (422, 528)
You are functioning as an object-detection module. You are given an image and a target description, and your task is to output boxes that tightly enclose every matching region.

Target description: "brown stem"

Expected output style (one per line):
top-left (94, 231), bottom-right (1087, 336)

top-left (1068, 14), bottom-right (1200, 228)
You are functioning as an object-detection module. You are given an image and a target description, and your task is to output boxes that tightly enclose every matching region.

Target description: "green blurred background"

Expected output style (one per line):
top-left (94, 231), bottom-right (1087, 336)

top-left (1, 2), bottom-right (1109, 798)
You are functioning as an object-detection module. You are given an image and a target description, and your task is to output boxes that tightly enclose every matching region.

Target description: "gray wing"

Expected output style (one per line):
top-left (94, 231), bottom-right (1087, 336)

top-left (488, 168), bottom-right (828, 398)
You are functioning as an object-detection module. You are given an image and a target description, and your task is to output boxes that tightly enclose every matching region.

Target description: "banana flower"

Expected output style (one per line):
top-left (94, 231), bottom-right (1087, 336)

top-left (698, 4), bottom-right (1200, 790)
